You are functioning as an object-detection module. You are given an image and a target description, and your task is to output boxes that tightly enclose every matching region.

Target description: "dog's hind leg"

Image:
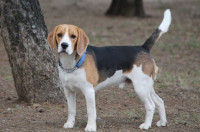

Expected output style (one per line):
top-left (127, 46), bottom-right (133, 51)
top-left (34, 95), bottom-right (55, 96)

top-left (133, 84), bottom-right (155, 130)
top-left (126, 65), bottom-right (155, 130)
top-left (63, 88), bottom-right (76, 129)
top-left (151, 89), bottom-right (167, 127)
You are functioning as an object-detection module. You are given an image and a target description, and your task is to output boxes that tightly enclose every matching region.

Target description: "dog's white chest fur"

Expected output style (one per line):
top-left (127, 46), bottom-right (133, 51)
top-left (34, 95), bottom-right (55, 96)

top-left (58, 67), bottom-right (91, 92)
top-left (58, 53), bottom-right (92, 92)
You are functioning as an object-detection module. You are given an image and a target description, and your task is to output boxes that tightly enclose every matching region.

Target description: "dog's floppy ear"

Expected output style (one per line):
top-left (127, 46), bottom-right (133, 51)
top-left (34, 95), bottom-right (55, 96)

top-left (76, 28), bottom-right (89, 56)
top-left (47, 26), bottom-right (59, 51)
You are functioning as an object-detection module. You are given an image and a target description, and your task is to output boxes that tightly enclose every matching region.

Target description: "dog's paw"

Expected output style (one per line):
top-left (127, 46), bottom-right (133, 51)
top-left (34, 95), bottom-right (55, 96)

top-left (139, 123), bottom-right (151, 130)
top-left (84, 125), bottom-right (96, 132)
top-left (156, 120), bottom-right (167, 127)
top-left (63, 120), bottom-right (75, 129)
top-left (118, 83), bottom-right (125, 89)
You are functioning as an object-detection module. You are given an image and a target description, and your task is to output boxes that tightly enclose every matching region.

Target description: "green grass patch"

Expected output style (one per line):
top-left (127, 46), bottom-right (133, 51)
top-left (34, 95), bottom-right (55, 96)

top-left (123, 109), bottom-right (140, 118)
top-left (175, 112), bottom-right (200, 126)
top-left (186, 40), bottom-right (200, 49)
top-left (156, 68), bottom-right (200, 89)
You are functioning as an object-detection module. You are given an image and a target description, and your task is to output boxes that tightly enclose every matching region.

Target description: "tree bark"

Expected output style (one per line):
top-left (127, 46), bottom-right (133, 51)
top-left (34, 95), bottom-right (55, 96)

top-left (0, 0), bottom-right (64, 103)
top-left (106, 0), bottom-right (145, 17)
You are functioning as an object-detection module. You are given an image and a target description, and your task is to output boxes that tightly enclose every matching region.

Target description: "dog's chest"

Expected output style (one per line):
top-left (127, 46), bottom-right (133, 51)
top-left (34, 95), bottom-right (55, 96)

top-left (58, 67), bottom-right (89, 91)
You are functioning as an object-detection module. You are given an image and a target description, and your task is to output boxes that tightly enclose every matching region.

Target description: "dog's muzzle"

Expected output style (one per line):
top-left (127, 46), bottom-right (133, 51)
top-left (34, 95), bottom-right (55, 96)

top-left (61, 42), bottom-right (69, 50)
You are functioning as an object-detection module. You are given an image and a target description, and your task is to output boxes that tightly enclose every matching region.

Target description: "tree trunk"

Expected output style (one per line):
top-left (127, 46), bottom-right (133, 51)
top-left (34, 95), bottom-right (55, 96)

top-left (106, 0), bottom-right (145, 17)
top-left (0, 0), bottom-right (64, 103)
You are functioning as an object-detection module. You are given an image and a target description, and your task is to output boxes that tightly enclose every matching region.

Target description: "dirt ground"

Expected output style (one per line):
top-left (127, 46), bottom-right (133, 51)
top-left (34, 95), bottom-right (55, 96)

top-left (0, 0), bottom-right (200, 131)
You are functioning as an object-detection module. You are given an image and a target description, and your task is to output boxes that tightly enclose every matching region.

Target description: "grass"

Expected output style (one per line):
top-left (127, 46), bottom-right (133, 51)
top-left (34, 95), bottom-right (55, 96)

top-left (155, 67), bottom-right (200, 90)
top-left (122, 109), bottom-right (141, 118)
top-left (187, 40), bottom-right (200, 49)
top-left (174, 112), bottom-right (200, 127)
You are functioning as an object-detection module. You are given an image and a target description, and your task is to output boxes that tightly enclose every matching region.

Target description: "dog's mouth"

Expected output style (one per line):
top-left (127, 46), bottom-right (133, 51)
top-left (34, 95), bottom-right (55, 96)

top-left (59, 51), bottom-right (68, 55)
top-left (59, 49), bottom-right (72, 55)
top-left (60, 50), bottom-right (66, 53)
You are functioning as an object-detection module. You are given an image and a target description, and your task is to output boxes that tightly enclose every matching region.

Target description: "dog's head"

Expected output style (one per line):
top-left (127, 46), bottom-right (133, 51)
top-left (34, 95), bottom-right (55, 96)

top-left (47, 24), bottom-right (89, 56)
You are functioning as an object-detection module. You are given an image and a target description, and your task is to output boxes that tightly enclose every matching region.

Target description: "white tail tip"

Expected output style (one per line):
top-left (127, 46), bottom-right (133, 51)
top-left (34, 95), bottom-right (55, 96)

top-left (158, 9), bottom-right (172, 33)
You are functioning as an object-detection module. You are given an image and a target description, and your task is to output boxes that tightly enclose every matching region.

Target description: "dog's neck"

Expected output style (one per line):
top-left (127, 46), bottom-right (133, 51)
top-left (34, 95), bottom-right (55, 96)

top-left (59, 52), bottom-right (76, 69)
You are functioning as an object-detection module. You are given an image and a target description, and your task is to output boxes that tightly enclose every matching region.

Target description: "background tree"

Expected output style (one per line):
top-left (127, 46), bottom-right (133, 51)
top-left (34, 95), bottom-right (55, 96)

top-left (0, 0), bottom-right (63, 103)
top-left (106, 0), bottom-right (145, 17)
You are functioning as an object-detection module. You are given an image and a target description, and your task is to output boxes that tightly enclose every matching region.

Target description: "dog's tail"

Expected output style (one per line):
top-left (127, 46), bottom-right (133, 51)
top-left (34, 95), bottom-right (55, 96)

top-left (142, 9), bottom-right (171, 51)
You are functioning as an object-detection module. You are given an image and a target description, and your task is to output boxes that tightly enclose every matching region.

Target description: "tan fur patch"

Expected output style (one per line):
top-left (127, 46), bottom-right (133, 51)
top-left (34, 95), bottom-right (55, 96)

top-left (67, 25), bottom-right (79, 52)
top-left (135, 51), bottom-right (158, 80)
top-left (152, 60), bottom-right (158, 80)
top-left (82, 54), bottom-right (99, 88)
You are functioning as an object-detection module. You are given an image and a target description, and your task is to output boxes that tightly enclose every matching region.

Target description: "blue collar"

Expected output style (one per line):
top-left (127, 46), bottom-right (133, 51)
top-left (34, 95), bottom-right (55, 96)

top-left (58, 51), bottom-right (86, 73)
top-left (76, 51), bottom-right (86, 68)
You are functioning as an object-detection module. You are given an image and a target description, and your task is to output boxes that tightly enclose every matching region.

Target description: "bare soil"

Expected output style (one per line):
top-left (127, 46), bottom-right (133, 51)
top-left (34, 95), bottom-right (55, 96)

top-left (0, 0), bottom-right (200, 131)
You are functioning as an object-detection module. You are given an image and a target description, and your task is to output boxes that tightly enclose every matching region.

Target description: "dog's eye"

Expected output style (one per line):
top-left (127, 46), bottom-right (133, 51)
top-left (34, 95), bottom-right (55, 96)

top-left (57, 33), bottom-right (62, 38)
top-left (71, 35), bottom-right (76, 39)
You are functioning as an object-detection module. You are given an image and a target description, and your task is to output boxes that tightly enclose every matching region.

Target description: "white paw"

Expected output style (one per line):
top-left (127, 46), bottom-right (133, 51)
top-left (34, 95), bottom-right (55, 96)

top-left (84, 125), bottom-right (96, 132)
top-left (63, 120), bottom-right (75, 129)
top-left (118, 83), bottom-right (125, 89)
top-left (139, 123), bottom-right (151, 130)
top-left (156, 120), bottom-right (167, 127)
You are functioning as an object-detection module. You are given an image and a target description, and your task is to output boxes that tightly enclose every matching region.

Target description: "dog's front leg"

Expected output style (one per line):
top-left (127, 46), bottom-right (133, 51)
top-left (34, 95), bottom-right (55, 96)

top-left (63, 88), bottom-right (76, 129)
top-left (82, 87), bottom-right (96, 132)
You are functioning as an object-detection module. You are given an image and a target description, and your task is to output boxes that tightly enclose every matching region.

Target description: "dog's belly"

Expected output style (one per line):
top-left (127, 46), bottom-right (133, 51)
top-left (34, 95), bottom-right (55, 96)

top-left (96, 70), bottom-right (126, 90)
top-left (58, 67), bottom-right (127, 91)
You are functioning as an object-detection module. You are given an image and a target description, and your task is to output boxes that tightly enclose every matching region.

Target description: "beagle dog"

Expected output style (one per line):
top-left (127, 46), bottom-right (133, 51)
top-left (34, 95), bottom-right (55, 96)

top-left (48, 9), bottom-right (171, 131)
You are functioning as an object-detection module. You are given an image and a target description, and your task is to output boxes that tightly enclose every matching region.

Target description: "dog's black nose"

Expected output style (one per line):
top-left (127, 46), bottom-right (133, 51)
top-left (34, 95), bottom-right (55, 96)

top-left (61, 42), bottom-right (69, 49)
